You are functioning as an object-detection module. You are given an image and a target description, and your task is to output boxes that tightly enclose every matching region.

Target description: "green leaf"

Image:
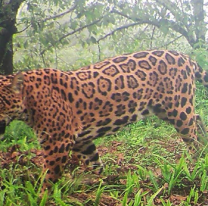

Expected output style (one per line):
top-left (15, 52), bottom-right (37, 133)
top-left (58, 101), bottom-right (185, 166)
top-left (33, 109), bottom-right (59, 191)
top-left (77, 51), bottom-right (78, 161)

top-left (90, 36), bottom-right (97, 44)
top-left (159, 20), bottom-right (170, 36)
top-left (71, 21), bottom-right (78, 30)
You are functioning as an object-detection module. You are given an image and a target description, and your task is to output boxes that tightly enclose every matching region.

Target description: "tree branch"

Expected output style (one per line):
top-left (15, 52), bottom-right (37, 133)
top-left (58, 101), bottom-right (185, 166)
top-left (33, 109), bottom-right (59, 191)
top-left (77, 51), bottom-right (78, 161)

top-left (111, 9), bottom-right (141, 22)
top-left (16, 23), bottom-right (31, 33)
top-left (40, 17), bottom-right (104, 55)
top-left (161, 34), bottom-right (183, 48)
top-left (191, 0), bottom-right (206, 41)
top-left (97, 22), bottom-right (146, 42)
top-left (150, 26), bottom-right (156, 49)
top-left (112, 8), bottom-right (194, 46)
top-left (42, 4), bottom-right (77, 23)
top-left (155, 0), bottom-right (183, 21)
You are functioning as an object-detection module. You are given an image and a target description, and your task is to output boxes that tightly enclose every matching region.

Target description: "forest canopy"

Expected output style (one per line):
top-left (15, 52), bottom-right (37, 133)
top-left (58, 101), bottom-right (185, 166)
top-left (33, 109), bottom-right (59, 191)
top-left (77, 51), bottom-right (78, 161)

top-left (0, 0), bottom-right (208, 74)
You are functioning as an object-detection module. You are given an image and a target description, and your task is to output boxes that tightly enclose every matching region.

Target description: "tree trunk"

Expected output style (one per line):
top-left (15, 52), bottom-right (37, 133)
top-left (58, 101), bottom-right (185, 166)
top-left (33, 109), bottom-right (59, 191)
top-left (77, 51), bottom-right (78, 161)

top-left (0, 28), bottom-right (13, 75)
top-left (0, 0), bottom-right (25, 75)
top-left (191, 0), bottom-right (206, 44)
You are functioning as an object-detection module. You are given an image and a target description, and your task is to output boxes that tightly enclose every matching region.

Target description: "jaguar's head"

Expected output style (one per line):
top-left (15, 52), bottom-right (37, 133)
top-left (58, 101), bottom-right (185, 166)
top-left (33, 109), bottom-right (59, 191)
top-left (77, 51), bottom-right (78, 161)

top-left (0, 73), bottom-right (25, 133)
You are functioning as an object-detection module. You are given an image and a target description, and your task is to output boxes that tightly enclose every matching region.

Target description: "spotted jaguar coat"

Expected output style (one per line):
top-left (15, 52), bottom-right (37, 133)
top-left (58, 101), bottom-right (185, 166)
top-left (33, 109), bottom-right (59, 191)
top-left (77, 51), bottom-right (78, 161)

top-left (0, 50), bottom-right (207, 192)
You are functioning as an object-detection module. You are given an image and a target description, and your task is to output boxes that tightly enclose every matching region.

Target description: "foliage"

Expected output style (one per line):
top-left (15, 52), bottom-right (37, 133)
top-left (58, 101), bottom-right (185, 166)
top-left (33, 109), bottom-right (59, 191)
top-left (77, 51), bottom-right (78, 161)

top-left (0, 0), bottom-right (207, 73)
top-left (13, 0), bottom-right (208, 71)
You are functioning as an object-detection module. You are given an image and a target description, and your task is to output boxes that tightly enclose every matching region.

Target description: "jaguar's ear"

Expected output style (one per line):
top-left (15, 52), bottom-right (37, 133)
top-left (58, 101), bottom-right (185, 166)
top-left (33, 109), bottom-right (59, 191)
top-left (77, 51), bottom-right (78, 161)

top-left (11, 72), bottom-right (24, 94)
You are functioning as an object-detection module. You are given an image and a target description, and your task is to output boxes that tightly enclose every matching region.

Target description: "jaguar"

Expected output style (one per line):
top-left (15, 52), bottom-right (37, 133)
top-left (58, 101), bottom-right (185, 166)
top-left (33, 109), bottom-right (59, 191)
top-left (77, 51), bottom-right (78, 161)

top-left (0, 49), bottom-right (208, 192)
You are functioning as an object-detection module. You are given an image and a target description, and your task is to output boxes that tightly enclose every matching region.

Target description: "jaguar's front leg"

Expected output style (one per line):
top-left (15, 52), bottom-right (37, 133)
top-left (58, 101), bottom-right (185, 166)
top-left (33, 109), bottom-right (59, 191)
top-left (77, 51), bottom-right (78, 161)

top-left (40, 134), bottom-right (74, 192)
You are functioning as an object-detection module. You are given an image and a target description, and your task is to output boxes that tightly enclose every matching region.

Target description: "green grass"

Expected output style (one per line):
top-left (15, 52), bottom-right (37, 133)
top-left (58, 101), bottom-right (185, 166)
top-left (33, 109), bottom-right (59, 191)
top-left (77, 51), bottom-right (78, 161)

top-left (1, 115), bottom-right (208, 205)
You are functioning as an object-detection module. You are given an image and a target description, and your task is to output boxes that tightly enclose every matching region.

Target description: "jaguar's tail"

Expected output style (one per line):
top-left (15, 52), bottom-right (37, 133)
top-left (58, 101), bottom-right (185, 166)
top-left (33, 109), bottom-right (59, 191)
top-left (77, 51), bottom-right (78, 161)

top-left (193, 61), bottom-right (208, 87)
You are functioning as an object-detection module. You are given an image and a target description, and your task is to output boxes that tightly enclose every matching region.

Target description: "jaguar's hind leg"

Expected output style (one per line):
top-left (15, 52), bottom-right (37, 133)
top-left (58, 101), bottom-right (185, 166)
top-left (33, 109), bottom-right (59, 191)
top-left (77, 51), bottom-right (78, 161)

top-left (72, 140), bottom-right (103, 174)
top-left (195, 114), bottom-right (207, 135)
top-left (165, 110), bottom-right (204, 150)
top-left (152, 103), bottom-right (204, 150)
top-left (195, 114), bottom-right (207, 146)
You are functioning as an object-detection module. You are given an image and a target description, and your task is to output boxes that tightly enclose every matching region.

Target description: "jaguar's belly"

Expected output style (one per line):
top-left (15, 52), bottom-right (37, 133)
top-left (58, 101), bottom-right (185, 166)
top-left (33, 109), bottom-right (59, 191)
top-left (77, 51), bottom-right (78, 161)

top-left (76, 108), bottom-right (153, 142)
